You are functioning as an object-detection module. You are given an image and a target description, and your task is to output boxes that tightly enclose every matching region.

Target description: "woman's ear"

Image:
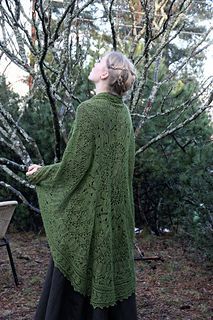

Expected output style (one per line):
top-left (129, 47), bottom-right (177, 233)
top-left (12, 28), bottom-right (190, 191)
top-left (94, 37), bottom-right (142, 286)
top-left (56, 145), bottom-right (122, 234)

top-left (100, 70), bottom-right (109, 80)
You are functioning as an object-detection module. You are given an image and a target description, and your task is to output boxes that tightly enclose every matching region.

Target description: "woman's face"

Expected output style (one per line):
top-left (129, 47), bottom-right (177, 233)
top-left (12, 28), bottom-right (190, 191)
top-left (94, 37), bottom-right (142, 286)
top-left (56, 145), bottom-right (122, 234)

top-left (88, 55), bottom-right (109, 83)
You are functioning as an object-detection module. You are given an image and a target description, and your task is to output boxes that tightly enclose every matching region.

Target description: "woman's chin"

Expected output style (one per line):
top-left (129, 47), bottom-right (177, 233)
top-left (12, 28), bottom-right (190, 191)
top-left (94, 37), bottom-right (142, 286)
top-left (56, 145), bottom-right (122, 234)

top-left (88, 74), bottom-right (94, 82)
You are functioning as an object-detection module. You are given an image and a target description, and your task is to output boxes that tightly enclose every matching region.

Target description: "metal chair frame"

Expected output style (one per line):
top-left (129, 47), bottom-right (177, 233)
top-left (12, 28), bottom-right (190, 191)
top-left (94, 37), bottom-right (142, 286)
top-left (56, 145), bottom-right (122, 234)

top-left (0, 201), bottom-right (19, 286)
top-left (0, 237), bottom-right (19, 286)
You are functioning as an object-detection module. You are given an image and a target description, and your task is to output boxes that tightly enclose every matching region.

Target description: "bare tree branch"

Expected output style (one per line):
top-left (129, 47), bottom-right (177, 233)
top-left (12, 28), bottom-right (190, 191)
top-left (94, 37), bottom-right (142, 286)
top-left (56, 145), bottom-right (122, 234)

top-left (0, 157), bottom-right (27, 172)
top-left (0, 181), bottom-right (40, 214)
top-left (0, 165), bottom-right (34, 189)
top-left (135, 99), bottom-right (212, 154)
top-left (0, 102), bottom-right (43, 164)
top-left (109, 0), bottom-right (117, 51)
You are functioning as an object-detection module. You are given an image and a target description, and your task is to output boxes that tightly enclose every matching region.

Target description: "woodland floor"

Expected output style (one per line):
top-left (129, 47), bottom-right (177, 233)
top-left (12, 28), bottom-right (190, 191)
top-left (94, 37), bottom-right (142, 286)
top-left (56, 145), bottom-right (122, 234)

top-left (0, 230), bottom-right (212, 320)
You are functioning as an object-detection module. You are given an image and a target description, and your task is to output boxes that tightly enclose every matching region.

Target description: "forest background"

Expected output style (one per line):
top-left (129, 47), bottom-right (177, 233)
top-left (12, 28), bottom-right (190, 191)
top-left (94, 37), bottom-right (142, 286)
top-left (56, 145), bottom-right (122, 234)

top-left (0, 0), bottom-right (212, 262)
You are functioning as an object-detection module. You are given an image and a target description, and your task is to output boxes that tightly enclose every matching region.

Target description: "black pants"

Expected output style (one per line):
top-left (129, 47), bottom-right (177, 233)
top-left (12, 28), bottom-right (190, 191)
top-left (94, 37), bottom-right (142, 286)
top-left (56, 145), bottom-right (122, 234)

top-left (34, 257), bottom-right (138, 320)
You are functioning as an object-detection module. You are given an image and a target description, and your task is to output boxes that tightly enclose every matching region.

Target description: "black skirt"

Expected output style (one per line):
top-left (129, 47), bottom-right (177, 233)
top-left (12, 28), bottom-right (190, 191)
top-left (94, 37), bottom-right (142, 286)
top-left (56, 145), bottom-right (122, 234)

top-left (34, 257), bottom-right (138, 320)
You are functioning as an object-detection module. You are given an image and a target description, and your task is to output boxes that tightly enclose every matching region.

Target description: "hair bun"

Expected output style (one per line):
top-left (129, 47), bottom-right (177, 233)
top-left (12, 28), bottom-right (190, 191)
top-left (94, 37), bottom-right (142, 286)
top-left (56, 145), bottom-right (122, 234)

top-left (105, 51), bottom-right (136, 96)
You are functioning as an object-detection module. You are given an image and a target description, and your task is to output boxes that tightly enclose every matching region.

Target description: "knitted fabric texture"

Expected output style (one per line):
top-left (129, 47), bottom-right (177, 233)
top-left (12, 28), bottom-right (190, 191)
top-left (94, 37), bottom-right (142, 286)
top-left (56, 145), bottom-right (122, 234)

top-left (28, 92), bottom-right (136, 309)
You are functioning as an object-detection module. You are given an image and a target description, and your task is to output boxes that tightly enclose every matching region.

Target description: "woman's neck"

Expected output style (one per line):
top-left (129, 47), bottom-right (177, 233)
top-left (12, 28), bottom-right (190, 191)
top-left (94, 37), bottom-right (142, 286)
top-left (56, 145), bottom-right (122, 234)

top-left (95, 82), bottom-right (109, 95)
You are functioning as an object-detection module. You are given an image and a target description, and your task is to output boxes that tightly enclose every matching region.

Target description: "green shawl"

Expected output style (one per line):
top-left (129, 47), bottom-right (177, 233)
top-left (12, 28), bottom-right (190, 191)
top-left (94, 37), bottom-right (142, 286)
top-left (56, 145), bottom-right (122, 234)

top-left (28, 92), bottom-right (136, 309)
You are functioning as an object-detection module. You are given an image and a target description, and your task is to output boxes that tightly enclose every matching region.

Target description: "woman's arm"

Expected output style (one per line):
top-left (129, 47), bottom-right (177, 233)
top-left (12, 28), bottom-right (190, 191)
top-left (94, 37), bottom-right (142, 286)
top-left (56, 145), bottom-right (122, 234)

top-left (128, 126), bottom-right (136, 241)
top-left (27, 162), bottom-right (61, 185)
top-left (129, 126), bottom-right (135, 182)
top-left (27, 101), bottom-right (95, 189)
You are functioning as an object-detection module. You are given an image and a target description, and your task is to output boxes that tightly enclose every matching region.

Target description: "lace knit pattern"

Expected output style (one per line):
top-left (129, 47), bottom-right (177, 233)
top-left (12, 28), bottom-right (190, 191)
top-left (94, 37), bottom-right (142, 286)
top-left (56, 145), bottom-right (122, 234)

top-left (28, 92), bottom-right (136, 309)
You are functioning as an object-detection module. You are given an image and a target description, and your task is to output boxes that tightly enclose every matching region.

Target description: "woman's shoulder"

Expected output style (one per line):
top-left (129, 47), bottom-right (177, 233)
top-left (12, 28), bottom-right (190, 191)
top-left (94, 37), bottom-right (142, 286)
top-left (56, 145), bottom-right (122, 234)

top-left (75, 98), bottom-right (99, 127)
top-left (77, 96), bottom-right (96, 110)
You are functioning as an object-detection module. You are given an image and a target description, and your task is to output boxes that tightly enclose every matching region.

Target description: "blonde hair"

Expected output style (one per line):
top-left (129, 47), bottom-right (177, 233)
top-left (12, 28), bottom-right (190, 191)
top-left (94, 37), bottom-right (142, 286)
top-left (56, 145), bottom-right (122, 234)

top-left (105, 51), bottom-right (136, 96)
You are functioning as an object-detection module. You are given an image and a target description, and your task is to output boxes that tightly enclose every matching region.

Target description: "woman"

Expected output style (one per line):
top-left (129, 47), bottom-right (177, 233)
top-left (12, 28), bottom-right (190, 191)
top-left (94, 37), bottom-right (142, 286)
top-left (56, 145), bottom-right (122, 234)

top-left (27, 51), bottom-right (138, 320)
